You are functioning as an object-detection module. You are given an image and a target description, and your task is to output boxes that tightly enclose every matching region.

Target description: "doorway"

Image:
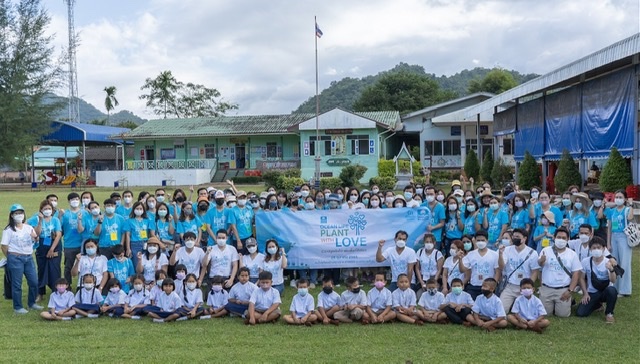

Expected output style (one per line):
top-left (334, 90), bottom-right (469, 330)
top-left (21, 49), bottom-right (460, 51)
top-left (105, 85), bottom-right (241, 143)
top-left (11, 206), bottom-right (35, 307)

top-left (235, 143), bottom-right (246, 169)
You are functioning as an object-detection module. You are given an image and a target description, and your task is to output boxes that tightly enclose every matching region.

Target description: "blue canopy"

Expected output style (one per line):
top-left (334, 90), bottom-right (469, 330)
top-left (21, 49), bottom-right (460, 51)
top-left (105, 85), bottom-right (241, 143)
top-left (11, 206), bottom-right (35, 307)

top-left (41, 121), bottom-right (131, 146)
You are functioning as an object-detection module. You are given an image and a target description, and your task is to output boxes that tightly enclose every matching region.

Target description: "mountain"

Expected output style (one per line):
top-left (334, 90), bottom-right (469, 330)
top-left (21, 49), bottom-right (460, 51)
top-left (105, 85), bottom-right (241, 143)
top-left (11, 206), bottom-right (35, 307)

top-left (45, 94), bottom-right (147, 125)
top-left (293, 63), bottom-right (539, 113)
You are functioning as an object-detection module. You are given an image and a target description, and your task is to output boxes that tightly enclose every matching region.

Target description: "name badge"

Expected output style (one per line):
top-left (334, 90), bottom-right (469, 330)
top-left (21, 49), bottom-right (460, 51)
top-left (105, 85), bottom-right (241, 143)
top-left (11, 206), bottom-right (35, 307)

top-left (478, 274), bottom-right (483, 281)
top-left (517, 273), bottom-right (523, 279)
top-left (43, 236), bottom-right (52, 247)
top-left (110, 232), bottom-right (118, 241)
top-left (140, 230), bottom-right (148, 239)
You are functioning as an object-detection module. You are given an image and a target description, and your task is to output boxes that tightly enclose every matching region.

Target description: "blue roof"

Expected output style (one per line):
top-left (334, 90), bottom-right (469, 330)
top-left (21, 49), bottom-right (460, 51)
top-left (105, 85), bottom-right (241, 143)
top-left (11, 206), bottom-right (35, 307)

top-left (41, 121), bottom-right (131, 146)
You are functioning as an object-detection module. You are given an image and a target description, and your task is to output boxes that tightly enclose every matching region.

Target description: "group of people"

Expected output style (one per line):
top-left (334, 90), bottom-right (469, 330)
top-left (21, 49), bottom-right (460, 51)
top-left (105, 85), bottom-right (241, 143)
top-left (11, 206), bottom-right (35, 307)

top-left (0, 178), bottom-right (634, 329)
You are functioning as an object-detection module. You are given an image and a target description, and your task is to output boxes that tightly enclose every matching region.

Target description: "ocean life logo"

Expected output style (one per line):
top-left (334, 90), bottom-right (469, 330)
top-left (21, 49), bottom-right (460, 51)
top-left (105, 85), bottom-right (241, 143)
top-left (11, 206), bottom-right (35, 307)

top-left (348, 212), bottom-right (367, 236)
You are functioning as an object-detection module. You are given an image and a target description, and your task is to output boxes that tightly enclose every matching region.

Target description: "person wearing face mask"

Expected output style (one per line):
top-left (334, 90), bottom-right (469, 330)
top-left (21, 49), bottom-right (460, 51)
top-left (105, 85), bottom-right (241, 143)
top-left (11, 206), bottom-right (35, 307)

top-left (121, 274), bottom-right (151, 319)
top-left (2, 204), bottom-right (41, 314)
top-left (61, 192), bottom-right (89, 284)
top-left (576, 237), bottom-right (619, 323)
top-left (603, 190), bottom-right (634, 297)
top-left (403, 186), bottom-right (416, 205)
top-left (72, 239), bottom-right (109, 293)
top-left (259, 239), bottom-right (288, 296)
top-left (482, 197), bottom-right (509, 250)
top-left (443, 197), bottom-right (464, 257)
top-left (45, 194), bottom-right (62, 219)
top-left (422, 186), bottom-right (446, 250)
top-left (124, 202), bottom-right (156, 268)
top-left (116, 190), bottom-right (135, 218)
top-left (100, 278), bottom-right (128, 317)
top-left (136, 237), bottom-right (168, 288)
top-left (415, 234), bottom-right (444, 297)
top-left (376, 230), bottom-right (417, 291)
top-left (382, 191), bottom-right (395, 209)
top-left (533, 211), bottom-right (557, 254)
top-left (498, 229), bottom-right (540, 313)
top-left (239, 238), bottom-right (265, 284)
top-left (335, 276), bottom-right (371, 324)
top-left (153, 202), bottom-right (175, 253)
top-left (79, 201), bottom-right (102, 244)
top-left (226, 191), bottom-right (254, 254)
top-left (470, 278), bottom-right (508, 332)
top-left (416, 278), bottom-right (446, 323)
top-left (568, 224), bottom-right (614, 264)
top-left (170, 231), bottom-right (207, 286)
top-left (203, 230), bottom-right (239, 290)
top-left (440, 277), bottom-right (474, 326)
top-left (204, 190), bottom-right (230, 247)
top-left (96, 199), bottom-right (126, 261)
top-left (392, 195), bottom-right (407, 209)
top-left (368, 195), bottom-right (382, 209)
top-left (566, 193), bottom-right (597, 239)
top-left (40, 277), bottom-right (76, 321)
top-left (169, 189), bottom-right (187, 220)
top-left (529, 192), bottom-right (563, 235)
top-left (462, 200), bottom-right (481, 236)
top-left (442, 240), bottom-right (469, 296)
top-left (537, 227), bottom-right (582, 317)
top-left (509, 194), bottom-right (531, 231)
top-left (80, 191), bottom-right (94, 211)
top-left (107, 244), bottom-right (135, 295)
top-left (588, 191), bottom-right (607, 241)
top-left (457, 230), bottom-right (500, 300)
top-left (354, 190), bottom-right (370, 210)
top-left (507, 278), bottom-right (550, 333)
top-left (176, 202), bottom-right (202, 245)
top-left (27, 200), bottom-right (63, 303)
top-left (452, 189), bottom-right (465, 212)
top-left (283, 278), bottom-right (318, 325)
top-left (145, 196), bottom-right (158, 220)
top-left (203, 275), bottom-right (228, 319)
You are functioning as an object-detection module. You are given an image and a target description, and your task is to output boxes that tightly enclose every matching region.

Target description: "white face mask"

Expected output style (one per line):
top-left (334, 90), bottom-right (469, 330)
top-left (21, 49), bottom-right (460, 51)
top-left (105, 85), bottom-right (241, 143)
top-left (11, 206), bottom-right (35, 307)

top-left (448, 204), bottom-right (457, 211)
top-left (501, 238), bottom-right (510, 246)
top-left (147, 246), bottom-right (158, 254)
top-left (424, 243), bottom-right (434, 251)
top-left (70, 200), bottom-right (80, 208)
top-left (124, 197), bottom-right (133, 204)
top-left (42, 210), bottom-right (53, 217)
top-left (247, 246), bottom-right (257, 254)
top-left (349, 195), bottom-right (358, 202)
top-left (615, 198), bottom-right (625, 206)
top-left (84, 283), bottom-right (94, 290)
top-left (593, 200), bottom-right (602, 207)
top-left (554, 239), bottom-right (568, 249)
top-left (237, 199), bottom-right (247, 207)
top-left (416, 188), bottom-right (423, 195)
top-left (216, 239), bottom-right (227, 247)
top-left (372, 188), bottom-right (379, 194)
top-left (134, 209), bottom-right (144, 217)
top-left (385, 197), bottom-right (394, 204)
top-left (300, 190), bottom-right (309, 197)
top-left (436, 195), bottom-right (445, 202)
top-left (371, 200), bottom-right (380, 207)
top-left (267, 247), bottom-right (278, 255)
top-left (395, 240), bottom-right (406, 248)
top-left (184, 240), bottom-right (196, 249)
top-left (476, 241), bottom-right (487, 250)
top-left (134, 284), bottom-right (144, 292)
top-left (186, 282), bottom-right (197, 291)
top-left (228, 202), bottom-right (237, 208)
top-left (394, 203), bottom-right (404, 208)
top-left (147, 202), bottom-right (156, 210)
top-left (50, 201), bottom-right (58, 208)
top-left (579, 234), bottom-right (590, 244)
top-left (531, 192), bottom-right (539, 199)
top-left (82, 198), bottom-right (91, 207)
top-left (156, 196), bottom-right (165, 203)
top-left (91, 208), bottom-right (100, 216)
top-left (12, 214), bottom-right (24, 223)
top-left (305, 202), bottom-right (315, 210)
top-left (590, 249), bottom-right (604, 258)
top-left (425, 195), bottom-right (435, 203)
top-left (515, 201), bottom-right (524, 208)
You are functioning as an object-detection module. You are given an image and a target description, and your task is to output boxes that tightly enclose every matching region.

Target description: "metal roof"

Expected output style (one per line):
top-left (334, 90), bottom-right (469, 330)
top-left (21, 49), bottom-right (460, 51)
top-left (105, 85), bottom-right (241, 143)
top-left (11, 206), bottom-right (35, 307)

top-left (42, 121), bottom-right (131, 146)
top-left (403, 92), bottom-right (494, 119)
top-left (464, 33), bottom-right (640, 118)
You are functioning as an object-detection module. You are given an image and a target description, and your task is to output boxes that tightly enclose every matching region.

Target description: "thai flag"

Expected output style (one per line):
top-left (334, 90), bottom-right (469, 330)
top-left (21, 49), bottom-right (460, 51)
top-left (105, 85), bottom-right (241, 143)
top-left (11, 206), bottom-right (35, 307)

top-left (315, 23), bottom-right (323, 38)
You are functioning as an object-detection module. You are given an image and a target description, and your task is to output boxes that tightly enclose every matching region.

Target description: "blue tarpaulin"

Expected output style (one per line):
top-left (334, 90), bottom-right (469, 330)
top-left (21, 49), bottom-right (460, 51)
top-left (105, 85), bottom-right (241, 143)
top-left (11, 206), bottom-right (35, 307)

top-left (514, 97), bottom-right (544, 161)
top-left (42, 121), bottom-right (130, 146)
top-left (544, 86), bottom-right (582, 160)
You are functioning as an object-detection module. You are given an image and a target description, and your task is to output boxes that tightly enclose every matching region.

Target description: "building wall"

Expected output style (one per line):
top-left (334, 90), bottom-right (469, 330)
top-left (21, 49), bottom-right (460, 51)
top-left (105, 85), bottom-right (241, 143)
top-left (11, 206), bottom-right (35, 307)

top-left (96, 169), bottom-right (212, 187)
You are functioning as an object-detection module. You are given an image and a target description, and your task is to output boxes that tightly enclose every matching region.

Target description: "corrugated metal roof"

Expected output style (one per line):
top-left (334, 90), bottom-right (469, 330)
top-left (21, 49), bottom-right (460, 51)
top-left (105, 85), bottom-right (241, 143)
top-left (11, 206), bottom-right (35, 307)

top-left (403, 92), bottom-right (494, 119)
top-left (123, 109), bottom-right (400, 139)
top-left (464, 33), bottom-right (640, 118)
top-left (43, 121), bottom-right (130, 145)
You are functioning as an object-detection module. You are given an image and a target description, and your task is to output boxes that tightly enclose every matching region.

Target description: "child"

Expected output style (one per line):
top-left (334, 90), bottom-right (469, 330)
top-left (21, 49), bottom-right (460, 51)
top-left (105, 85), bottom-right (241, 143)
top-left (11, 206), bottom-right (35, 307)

top-left (177, 273), bottom-right (205, 320)
top-left (440, 278), bottom-right (474, 326)
top-left (137, 237), bottom-right (169, 286)
top-left (415, 234), bottom-right (444, 294)
top-left (246, 271), bottom-right (281, 325)
top-left (72, 239), bottom-right (109, 292)
top-left (316, 276), bottom-right (341, 325)
top-left (533, 211), bottom-right (556, 253)
top-left (101, 278), bottom-right (128, 317)
top-left (174, 264), bottom-right (187, 294)
top-left (40, 278), bottom-right (76, 321)
top-left (507, 278), bottom-right (550, 333)
top-left (205, 275), bottom-right (229, 318)
top-left (73, 274), bottom-right (102, 318)
top-left (226, 267), bottom-right (257, 317)
top-left (366, 273), bottom-right (396, 324)
top-left (107, 244), bottom-right (135, 294)
top-left (284, 279), bottom-right (317, 326)
top-left (144, 278), bottom-right (182, 323)
top-left (122, 274), bottom-right (151, 319)
top-left (150, 270), bottom-right (168, 304)
top-left (335, 276), bottom-right (370, 324)
top-left (471, 278), bottom-right (508, 332)
top-left (416, 278), bottom-right (446, 323)
top-left (391, 274), bottom-right (422, 325)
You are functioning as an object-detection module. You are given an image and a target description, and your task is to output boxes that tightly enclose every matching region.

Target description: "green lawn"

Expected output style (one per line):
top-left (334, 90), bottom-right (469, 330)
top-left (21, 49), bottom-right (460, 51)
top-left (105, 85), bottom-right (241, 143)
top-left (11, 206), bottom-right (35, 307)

top-left (0, 186), bottom-right (639, 363)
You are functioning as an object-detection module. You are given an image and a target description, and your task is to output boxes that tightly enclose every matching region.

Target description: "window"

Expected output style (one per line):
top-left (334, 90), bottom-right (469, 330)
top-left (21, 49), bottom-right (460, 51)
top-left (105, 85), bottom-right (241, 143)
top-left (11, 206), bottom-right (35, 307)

top-left (204, 147), bottom-right (215, 159)
top-left (347, 135), bottom-right (370, 155)
top-left (160, 148), bottom-right (176, 160)
top-left (425, 140), bottom-right (462, 156)
top-left (503, 138), bottom-right (514, 155)
top-left (466, 138), bottom-right (494, 153)
top-left (443, 140), bottom-right (461, 155)
top-left (266, 142), bottom-right (277, 158)
top-left (450, 126), bottom-right (461, 136)
top-left (310, 136), bottom-right (331, 156)
top-left (190, 147), bottom-right (199, 157)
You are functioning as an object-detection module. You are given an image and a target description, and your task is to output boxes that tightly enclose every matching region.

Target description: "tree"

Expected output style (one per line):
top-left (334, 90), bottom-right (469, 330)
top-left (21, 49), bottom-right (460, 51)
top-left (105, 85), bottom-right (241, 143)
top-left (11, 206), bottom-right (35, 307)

top-left (464, 149), bottom-right (480, 181)
top-left (139, 70), bottom-right (238, 119)
top-left (599, 147), bottom-right (632, 192)
top-left (517, 151), bottom-right (541, 190)
top-left (353, 71), bottom-right (456, 114)
top-left (0, 0), bottom-right (63, 168)
top-left (103, 86), bottom-right (119, 124)
top-left (115, 120), bottom-right (138, 130)
top-left (554, 149), bottom-right (582, 193)
top-left (339, 164), bottom-right (368, 187)
top-left (480, 149), bottom-right (494, 184)
top-left (491, 157), bottom-right (512, 188)
top-left (468, 68), bottom-right (518, 94)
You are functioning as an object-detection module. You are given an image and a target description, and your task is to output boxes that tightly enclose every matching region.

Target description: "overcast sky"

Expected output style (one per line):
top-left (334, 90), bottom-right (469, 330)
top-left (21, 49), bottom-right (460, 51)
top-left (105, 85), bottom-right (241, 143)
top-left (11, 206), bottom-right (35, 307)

top-left (44, 0), bottom-right (639, 119)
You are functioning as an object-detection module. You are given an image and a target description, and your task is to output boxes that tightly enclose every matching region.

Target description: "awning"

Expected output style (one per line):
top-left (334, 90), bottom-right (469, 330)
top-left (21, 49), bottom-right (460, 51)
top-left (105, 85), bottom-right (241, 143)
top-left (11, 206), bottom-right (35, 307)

top-left (41, 121), bottom-right (131, 146)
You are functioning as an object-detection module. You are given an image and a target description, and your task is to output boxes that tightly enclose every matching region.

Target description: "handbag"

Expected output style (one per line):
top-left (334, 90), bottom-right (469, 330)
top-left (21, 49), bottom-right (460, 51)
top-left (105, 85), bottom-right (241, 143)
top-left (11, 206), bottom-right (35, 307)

top-left (496, 249), bottom-right (534, 296)
top-left (622, 207), bottom-right (640, 247)
top-left (589, 258), bottom-right (610, 291)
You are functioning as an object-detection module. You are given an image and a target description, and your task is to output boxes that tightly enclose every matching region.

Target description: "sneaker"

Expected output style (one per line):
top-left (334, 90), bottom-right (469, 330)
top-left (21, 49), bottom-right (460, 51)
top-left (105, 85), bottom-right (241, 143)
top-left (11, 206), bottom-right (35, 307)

top-left (130, 316), bottom-right (141, 320)
top-left (108, 313), bottom-right (114, 318)
top-left (309, 283), bottom-right (316, 289)
top-left (88, 314), bottom-right (100, 319)
top-left (289, 279), bottom-right (297, 287)
top-left (153, 318), bottom-right (165, 323)
top-left (61, 317), bottom-right (72, 321)
top-left (30, 304), bottom-right (44, 310)
top-left (35, 295), bottom-right (43, 303)
top-left (14, 308), bottom-right (28, 314)
top-left (176, 316), bottom-right (188, 321)
top-left (606, 314), bottom-right (615, 324)
top-left (75, 314), bottom-right (83, 319)
top-left (200, 315), bottom-right (212, 320)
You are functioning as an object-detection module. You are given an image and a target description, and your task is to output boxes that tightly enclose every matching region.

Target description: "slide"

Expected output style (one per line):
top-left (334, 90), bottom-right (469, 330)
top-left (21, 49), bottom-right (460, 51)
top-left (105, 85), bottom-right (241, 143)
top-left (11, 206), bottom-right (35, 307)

top-left (60, 175), bottom-right (76, 185)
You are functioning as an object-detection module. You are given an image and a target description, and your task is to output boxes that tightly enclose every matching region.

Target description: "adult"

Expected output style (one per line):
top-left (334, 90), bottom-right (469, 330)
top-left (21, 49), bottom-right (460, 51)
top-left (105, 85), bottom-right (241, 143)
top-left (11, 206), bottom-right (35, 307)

top-left (576, 237), bottom-right (618, 323)
top-left (457, 230), bottom-right (500, 300)
top-left (422, 186), bottom-right (446, 250)
top-left (27, 200), bottom-right (62, 303)
top-left (376, 230), bottom-right (417, 291)
top-left (1, 204), bottom-right (42, 314)
top-left (498, 228), bottom-right (539, 312)
top-left (602, 190), bottom-right (634, 296)
top-left (567, 192), bottom-right (597, 239)
top-left (60, 192), bottom-right (88, 284)
top-left (441, 240), bottom-right (469, 295)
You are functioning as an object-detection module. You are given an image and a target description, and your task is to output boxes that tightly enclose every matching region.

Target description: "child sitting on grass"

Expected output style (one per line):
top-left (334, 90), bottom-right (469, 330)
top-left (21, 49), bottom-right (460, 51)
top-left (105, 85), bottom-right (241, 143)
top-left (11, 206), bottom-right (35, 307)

top-left (440, 278), bottom-right (474, 326)
top-left (246, 271), bottom-right (281, 325)
top-left (335, 276), bottom-right (370, 324)
top-left (40, 278), bottom-right (75, 321)
top-left (392, 274), bottom-right (423, 326)
top-left (284, 278), bottom-right (317, 326)
top-left (225, 268), bottom-right (257, 318)
top-left (73, 274), bottom-right (101, 318)
top-left (471, 278), bottom-right (508, 332)
top-left (316, 276), bottom-right (341, 326)
top-left (416, 278), bottom-right (446, 323)
top-left (507, 278), bottom-right (550, 333)
top-left (205, 275), bottom-right (229, 318)
top-left (366, 273), bottom-right (396, 324)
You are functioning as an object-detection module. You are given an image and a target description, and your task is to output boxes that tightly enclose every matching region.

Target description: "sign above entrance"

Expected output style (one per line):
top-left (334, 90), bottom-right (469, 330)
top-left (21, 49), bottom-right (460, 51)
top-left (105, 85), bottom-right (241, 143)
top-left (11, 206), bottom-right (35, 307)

top-left (326, 158), bottom-right (351, 167)
top-left (230, 137), bottom-right (248, 144)
top-left (325, 129), bottom-right (353, 135)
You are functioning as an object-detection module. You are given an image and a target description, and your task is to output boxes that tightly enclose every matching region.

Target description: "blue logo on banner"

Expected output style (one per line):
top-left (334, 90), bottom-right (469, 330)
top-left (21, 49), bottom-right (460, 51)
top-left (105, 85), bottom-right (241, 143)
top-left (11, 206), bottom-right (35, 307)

top-left (348, 212), bottom-right (367, 236)
top-left (320, 216), bottom-right (327, 224)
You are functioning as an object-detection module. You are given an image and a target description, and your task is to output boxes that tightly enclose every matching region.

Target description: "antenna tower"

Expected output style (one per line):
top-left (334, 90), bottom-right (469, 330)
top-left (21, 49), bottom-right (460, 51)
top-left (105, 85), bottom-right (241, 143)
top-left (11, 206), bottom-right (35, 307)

top-left (64, 0), bottom-right (79, 123)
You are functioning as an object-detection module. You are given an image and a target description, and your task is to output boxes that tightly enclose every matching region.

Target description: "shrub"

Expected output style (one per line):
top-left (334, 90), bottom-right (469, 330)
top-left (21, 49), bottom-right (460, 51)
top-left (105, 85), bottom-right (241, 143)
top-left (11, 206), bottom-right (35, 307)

top-left (480, 149), bottom-right (494, 184)
top-left (279, 177), bottom-right (305, 191)
top-left (464, 149), bottom-right (480, 181)
top-left (378, 160), bottom-right (395, 178)
top-left (599, 147), bottom-right (632, 192)
top-left (231, 176), bottom-right (262, 184)
top-left (554, 149), bottom-right (582, 193)
top-left (339, 164), bottom-right (368, 187)
top-left (262, 170), bottom-right (282, 188)
top-left (412, 176), bottom-right (427, 186)
top-left (282, 168), bottom-right (301, 178)
top-left (491, 157), bottom-right (512, 188)
top-left (320, 177), bottom-right (343, 191)
top-left (369, 176), bottom-right (396, 190)
top-left (517, 151), bottom-right (541, 190)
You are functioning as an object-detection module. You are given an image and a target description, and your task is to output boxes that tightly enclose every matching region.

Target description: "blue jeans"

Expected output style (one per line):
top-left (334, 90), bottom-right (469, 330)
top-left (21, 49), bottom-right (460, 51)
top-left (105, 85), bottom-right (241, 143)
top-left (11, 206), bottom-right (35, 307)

top-left (130, 241), bottom-right (145, 267)
top-left (273, 283), bottom-right (284, 296)
top-left (7, 254), bottom-right (38, 310)
top-left (299, 269), bottom-right (318, 283)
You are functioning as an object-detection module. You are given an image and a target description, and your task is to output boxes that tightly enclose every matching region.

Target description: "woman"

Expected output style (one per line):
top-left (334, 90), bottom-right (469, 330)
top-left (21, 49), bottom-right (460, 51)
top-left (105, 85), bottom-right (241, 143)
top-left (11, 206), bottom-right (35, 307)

top-left (260, 239), bottom-right (288, 296)
top-left (603, 190), bottom-right (634, 296)
top-left (462, 199), bottom-right (480, 236)
top-left (443, 196), bottom-right (464, 256)
top-left (368, 194), bottom-right (382, 209)
top-left (28, 200), bottom-right (62, 303)
top-left (510, 193), bottom-right (531, 231)
top-left (1, 204), bottom-right (41, 314)
top-left (568, 192), bottom-right (597, 238)
top-left (482, 196), bottom-right (508, 250)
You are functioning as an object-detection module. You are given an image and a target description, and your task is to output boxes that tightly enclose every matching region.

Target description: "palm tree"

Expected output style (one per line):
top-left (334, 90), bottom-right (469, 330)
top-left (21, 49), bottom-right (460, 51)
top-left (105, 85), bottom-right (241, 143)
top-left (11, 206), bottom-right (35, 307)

top-left (104, 86), bottom-right (119, 124)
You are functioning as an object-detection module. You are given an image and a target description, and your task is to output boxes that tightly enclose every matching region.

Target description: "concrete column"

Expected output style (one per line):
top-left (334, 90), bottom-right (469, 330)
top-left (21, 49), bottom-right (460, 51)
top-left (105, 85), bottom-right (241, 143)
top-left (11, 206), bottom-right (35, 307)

top-left (460, 125), bottom-right (467, 166)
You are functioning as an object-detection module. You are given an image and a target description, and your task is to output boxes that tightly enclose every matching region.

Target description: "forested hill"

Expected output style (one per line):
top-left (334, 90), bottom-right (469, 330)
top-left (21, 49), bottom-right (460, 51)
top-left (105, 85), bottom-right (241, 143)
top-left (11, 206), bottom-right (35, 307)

top-left (293, 63), bottom-right (538, 113)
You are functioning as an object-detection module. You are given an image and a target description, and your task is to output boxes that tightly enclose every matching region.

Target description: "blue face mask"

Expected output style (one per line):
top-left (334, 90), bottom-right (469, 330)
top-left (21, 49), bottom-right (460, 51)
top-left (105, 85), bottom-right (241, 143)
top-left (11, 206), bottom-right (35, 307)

top-left (362, 198), bottom-right (369, 205)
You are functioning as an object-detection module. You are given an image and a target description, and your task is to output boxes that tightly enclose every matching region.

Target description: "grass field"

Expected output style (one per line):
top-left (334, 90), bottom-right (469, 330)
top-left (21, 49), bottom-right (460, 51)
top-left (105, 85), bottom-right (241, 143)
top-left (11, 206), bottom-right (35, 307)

top-left (0, 186), bottom-right (639, 363)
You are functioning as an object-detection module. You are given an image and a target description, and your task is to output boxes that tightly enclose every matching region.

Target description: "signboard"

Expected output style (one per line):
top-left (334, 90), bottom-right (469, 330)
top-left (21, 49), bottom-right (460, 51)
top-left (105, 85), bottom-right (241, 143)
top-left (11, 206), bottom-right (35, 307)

top-left (255, 160), bottom-right (301, 170)
top-left (326, 158), bottom-right (351, 167)
top-left (325, 129), bottom-right (353, 135)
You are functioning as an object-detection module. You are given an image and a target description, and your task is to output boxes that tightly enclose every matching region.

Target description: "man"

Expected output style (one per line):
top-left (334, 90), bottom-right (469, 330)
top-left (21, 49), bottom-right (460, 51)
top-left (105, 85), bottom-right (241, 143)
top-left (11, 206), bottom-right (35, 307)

top-left (498, 228), bottom-right (539, 312)
top-left (227, 190), bottom-right (254, 255)
top-left (60, 193), bottom-right (88, 284)
top-left (205, 190), bottom-right (230, 247)
top-left (576, 237), bottom-right (618, 323)
top-left (422, 186), bottom-right (445, 250)
top-left (537, 227), bottom-right (581, 317)
top-left (458, 230), bottom-right (501, 300)
top-left (376, 230), bottom-right (417, 291)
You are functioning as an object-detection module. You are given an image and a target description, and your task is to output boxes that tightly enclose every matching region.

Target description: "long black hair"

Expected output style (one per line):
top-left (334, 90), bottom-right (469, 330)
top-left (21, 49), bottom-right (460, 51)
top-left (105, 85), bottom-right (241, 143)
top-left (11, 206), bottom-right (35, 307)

top-left (5, 208), bottom-right (25, 232)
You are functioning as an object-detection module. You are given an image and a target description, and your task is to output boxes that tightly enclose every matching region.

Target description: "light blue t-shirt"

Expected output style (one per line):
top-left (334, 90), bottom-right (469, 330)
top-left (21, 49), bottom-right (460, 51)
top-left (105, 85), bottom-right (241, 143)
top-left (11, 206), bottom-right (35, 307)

top-left (99, 214), bottom-right (126, 247)
top-left (605, 207), bottom-right (629, 233)
top-left (107, 258), bottom-right (135, 293)
top-left (228, 206), bottom-right (254, 240)
top-left (61, 209), bottom-right (88, 249)
top-left (485, 209), bottom-right (508, 245)
top-left (510, 209), bottom-right (530, 230)
top-left (567, 210), bottom-right (597, 237)
top-left (176, 216), bottom-right (202, 235)
top-left (124, 217), bottom-right (155, 242)
top-left (155, 219), bottom-right (174, 240)
top-left (422, 202), bottom-right (445, 242)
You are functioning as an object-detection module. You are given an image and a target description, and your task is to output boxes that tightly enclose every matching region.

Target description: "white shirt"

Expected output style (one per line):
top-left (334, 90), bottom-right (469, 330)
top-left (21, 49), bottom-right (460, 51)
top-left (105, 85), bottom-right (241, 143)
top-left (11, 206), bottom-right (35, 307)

top-left (104, 290), bottom-right (128, 305)
top-left (180, 288), bottom-right (204, 309)
top-left (229, 281), bottom-right (257, 302)
top-left (462, 249), bottom-right (499, 286)
top-left (75, 287), bottom-right (101, 304)
top-left (472, 294), bottom-right (506, 319)
top-left (502, 246), bottom-right (539, 285)
top-left (1, 225), bottom-right (35, 255)
top-left (443, 256), bottom-right (464, 286)
top-left (367, 287), bottom-right (393, 311)
top-left (340, 290), bottom-right (368, 307)
top-left (140, 254), bottom-right (169, 283)
top-left (207, 245), bottom-right (239, 278)
top-left (127, 289), bottom-right (151, 306)
top-left (261, 258), bottom-right (284, 285)
top-left (540, 247), bottom-right (581, 288)
top-left (174, 247), bottom-right (205, 278)
top-left (249, 287), bottom-right (281, 311)
top-left (444, 291), bottom-right (474, 306)
top-left (48, 291), bottom-right (75, 311)
top-left (317, 291), bottom-right (342, 309)
top-left (382, 247), bottom-right (417, 282)
top-left (289, 293), bottom-right (315, 318)
top-left (242, 253), bottom-right (265, 278)
top-left (581, 257), bottom-right (613, 293)
top-left (511, 295), bottom-right (546, 320)
top-left (77, 255), bottom-right (108, 286)
top-left (418, 291), bottom-right (445, 310)
top-left (206, 289), bottom-right (229, 309)
top-left (392, 288), bottom-right (416, 308)
top-left (155, 291), bottom-right (182, 311)
top-left (417, 248), bottom-right (443, 280)
top-left (569, 240), bottom-right (611, 262)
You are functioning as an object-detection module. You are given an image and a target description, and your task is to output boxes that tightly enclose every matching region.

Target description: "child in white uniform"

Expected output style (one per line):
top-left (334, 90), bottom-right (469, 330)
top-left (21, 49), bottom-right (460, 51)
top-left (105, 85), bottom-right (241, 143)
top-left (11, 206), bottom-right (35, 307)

top-left (205, 275), bottom-right (229, 318)
top-left (122, 274), bottom-right (151, 319)
top-left (101, 278), bottom-right (128, 317)
top-left (226, 268), bottom-right (257, 317)
top-left (40, 278), bottom-right (76, 320)
top-left (284, 279), bottom-right (317, 325)
top-left (417, 278), bottom-right (446, 323)
top-left (471, 278), bottom-right (507, 332)
top-left (391, 274), bottom-right (422, 325)
top-left (366, 273), bottom-right (396, 324)
top-left (73, 274), bottom-right (102, 318)
top-left (507, 278), bottom-right (550, 333)
top-left (177, 273), bottom-right (205, 320)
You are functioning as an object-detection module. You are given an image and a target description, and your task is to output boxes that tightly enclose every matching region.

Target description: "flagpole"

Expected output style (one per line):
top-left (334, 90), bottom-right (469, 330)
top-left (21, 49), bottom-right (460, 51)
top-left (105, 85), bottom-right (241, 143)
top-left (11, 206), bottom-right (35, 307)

top-left (314, 16), bottom-right (321, 189)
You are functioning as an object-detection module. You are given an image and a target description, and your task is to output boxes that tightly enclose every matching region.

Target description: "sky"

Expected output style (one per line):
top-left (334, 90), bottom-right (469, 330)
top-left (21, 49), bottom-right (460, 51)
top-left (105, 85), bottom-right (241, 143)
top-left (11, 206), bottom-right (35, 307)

top-left (43, 0), bottom-right (640, 119)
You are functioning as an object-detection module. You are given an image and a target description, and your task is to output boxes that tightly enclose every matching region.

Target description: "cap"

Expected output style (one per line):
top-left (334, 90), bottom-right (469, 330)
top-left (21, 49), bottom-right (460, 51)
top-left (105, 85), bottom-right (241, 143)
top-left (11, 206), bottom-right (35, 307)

top-left (541, 211), bottom-right (555, 225)
top-left (259, 192), bottom-right (269, 199)
top-left (226, 195), bottom-right (237, 202)
top-left (206, 186), bottom-right (215, 193)
top-left (453, 189), bottom-right (464, 197)
top-left (197, 196), bottom-right (209, 204)
top-left (9, 204), bottom-right (24, 213)
top-left (393, 194), bottom-right (406, 202)
top-left (326, 193), bottom-right (341, 202)
top-left (451, 180), bottom-right (461, 187)
top-left (570, 192), bottom-right (592, 208)
top-left (245, 237), bottom-right (257, 246)
top-left (236, 190), bottom-right (247, 198)
top-left (214, 190), bottom-right (225, 199)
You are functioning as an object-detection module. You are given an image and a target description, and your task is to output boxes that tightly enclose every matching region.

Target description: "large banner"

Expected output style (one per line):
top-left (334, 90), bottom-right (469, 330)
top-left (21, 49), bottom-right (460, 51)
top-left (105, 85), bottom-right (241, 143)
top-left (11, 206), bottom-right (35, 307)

top-left (255, 208), bottom-right (431, 269)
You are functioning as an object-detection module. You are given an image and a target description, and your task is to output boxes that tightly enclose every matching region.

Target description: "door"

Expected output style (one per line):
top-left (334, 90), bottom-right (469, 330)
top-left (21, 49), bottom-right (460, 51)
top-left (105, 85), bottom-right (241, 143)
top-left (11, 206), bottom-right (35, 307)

top-left (235, 143), bottom-right (245, 168)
